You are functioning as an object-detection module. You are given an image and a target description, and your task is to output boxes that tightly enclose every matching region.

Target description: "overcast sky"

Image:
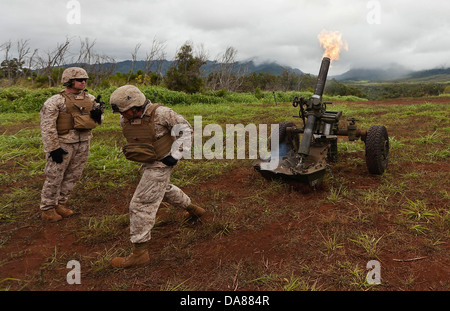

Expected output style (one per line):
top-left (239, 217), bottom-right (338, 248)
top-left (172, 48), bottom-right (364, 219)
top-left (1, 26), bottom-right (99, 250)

top-left (1, 0), bottom-right (449, 75)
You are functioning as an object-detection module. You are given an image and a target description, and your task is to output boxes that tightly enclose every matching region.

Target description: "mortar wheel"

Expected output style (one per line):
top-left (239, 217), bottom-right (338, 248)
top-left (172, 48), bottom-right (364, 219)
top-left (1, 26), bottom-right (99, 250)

top-left (365, 125), bottom-right (389, 175)
top-left (278, 121), bottom-right (295, 141)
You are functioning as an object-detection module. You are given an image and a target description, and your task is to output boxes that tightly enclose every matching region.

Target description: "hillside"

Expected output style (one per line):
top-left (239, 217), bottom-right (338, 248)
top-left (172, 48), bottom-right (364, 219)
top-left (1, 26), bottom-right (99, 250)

top-left (331, 66), bottom-right (412, 82)
top-left (400, 68), bottom-right (450, 83)
top-left (117, 60), bottom-right (449, 83)
top-left (99, 59), bottom-right (303, 76)
top-left (332, 65), bottom-right (450, 83)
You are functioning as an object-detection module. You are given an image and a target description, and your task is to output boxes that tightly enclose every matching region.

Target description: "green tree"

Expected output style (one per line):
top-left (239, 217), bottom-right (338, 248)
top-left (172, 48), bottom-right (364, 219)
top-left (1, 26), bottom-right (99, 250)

top-left (165, 42), bottom-right (205, 94)
top-left (0, 58), bottom-right (24, 83)
top-left (280, 69), bottom-right (301, 91)
top-left (325, 79), bottom-right (366, 98)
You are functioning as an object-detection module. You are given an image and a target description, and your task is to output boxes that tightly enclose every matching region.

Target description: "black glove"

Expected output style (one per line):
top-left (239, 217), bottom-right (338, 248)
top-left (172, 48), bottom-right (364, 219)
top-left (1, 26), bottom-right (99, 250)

top-left (95, 95), bottom-right (106, 108)
top-left (49, 148), bottom-right (68, 164)
top-left (161, 155), bottom-right (178, 166)
top-left (90, 95), bottom-right (105, 124)
top-left (90, 107), bottom-right (103, 124)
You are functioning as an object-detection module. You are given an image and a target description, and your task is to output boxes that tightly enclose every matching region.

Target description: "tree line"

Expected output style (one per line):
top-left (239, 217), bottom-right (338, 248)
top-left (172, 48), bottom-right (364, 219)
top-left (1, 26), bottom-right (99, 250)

top-left (1, 38), bottom-right (447, 100)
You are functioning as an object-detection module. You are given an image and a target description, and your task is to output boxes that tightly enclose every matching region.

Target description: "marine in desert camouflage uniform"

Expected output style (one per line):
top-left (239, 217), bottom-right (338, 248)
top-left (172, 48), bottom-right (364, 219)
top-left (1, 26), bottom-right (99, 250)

top-left (108, 85), bottom-right (205, 268)
top-left (39, 67), bottom-right (104, 222)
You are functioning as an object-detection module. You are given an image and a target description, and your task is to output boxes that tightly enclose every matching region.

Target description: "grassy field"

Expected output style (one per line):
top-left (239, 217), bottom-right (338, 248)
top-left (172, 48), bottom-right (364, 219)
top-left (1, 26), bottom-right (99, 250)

top-left (0, 92), bottom-right (449, 291)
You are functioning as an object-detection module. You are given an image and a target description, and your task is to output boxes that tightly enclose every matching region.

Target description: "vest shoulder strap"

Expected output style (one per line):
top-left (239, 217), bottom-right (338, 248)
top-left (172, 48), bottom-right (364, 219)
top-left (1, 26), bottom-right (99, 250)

top-left (146, 104), bottom-right (161, 138)
top-left (145, 103), bottom-right (161, 118)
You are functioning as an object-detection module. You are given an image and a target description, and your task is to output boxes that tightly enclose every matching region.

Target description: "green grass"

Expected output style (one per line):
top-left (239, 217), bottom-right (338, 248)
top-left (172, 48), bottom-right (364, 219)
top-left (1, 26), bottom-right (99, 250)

top-left (77, 214), bottom-right (129, 245)
top-left (0, 85), bottom-right (367, 113)
top-left (349, 233), bottom-right (384, 259)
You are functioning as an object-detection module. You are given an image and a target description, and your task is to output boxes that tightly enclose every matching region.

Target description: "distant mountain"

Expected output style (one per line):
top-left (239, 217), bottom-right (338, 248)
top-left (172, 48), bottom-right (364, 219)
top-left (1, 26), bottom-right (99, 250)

top-left (407, 67), bottom-right (450, 78)
top-left (244, 60), bottom-right (303, 76)
top-left (68, 58), bottom-right (449, 83)
top-left (90, 59), bottom-right (303, 76)
top-left (401, 67), bottom-right (450, 83)
top-left (111, 60), bottom-right (172, 75)
top-left (332, 65), bottom-right (450, 83)
top-left (331, 65), bottom-right (413, 82)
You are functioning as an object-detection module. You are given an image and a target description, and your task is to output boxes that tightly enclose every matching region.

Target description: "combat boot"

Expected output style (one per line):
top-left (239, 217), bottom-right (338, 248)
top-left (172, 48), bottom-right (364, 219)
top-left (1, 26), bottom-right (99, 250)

top-left (111, 242), bottom-right (150, 268)
top-left (41, 208), bottom-right (63, 222)
top-left (55, 205), bottom-right (74, 218)
top-left (184, 203), bottom-right (206, 220)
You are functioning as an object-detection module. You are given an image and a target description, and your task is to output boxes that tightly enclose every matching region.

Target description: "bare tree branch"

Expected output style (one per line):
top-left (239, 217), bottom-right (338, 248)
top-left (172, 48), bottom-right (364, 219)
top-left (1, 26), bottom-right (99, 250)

top-left (208, 46), bottom-right (248, 91)
top-left (36, 38), bottom-right (70, 87)
top-left (128, 43), bottom-right (141, 82)
top-left (144, 37), bottom-right (166, 77)
top-left (1, 40), bottom-right (12, 82)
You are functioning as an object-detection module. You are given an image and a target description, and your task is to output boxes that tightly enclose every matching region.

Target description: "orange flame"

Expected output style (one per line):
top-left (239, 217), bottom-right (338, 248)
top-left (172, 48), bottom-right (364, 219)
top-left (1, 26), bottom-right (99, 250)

top-left (318, 30), bottom-right (348, 63)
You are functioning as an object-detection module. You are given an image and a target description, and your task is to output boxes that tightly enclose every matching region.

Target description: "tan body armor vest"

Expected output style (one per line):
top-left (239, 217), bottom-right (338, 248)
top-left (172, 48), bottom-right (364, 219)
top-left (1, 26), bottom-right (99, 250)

top-left (122, 104), bottom-right (175, 162)
top-left (56, 90), bottom-right (97, 135)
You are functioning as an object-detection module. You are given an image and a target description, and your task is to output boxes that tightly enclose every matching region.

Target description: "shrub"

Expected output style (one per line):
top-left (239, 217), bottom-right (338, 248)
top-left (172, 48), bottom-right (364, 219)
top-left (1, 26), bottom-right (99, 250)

top-left (0, 87), bottom-right (60, 112)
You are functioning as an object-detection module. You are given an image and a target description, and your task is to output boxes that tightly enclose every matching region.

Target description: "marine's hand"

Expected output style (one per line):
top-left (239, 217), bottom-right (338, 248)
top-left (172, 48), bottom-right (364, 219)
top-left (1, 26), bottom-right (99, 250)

top-left (91, 95), bottom-right (105, 124)
top-left (161, 155), bottom-right (178, 166)
top-left (95, 95), bottom-right (106, 110)
top-left (49, 148), bottom-right (68, 164)
top-left (90, 107), bottom-right (103, 124)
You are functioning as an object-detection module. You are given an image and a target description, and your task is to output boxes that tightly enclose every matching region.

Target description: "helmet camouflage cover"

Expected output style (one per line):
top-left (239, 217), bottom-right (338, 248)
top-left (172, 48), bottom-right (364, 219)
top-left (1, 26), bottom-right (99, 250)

top-left (109, 85), bottom-right (146, 113)
top-left (61, 67), bottom-right (89, 84)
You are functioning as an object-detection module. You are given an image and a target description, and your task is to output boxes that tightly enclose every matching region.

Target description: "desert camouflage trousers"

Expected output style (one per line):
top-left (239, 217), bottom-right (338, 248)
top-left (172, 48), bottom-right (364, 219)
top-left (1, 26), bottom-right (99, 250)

top-left (129, 165), bottom-right (191, 244)
top-left (40, 141), bottom-right (90, 211)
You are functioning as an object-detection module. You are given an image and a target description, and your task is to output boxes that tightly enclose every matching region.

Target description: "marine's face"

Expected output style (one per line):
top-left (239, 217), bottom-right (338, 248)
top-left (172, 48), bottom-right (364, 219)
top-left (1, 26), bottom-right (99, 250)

top-left (120, 108), bottom-right (143, 120)
top-left (120, 108), bottom-right (135, 120)
top-left (72, 78), bottom-right (87, 90)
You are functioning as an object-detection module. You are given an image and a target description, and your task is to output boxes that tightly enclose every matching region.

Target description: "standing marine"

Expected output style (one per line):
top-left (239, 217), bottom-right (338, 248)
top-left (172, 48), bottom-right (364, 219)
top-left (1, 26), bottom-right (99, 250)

top-left (39, 67), bottom-right (104, 222)
top-left (109, 85), bottom-right (205, 268)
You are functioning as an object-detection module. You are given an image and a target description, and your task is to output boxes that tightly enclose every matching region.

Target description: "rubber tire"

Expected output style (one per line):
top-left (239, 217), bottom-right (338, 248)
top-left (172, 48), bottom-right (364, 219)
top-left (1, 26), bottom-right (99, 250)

top-left (365, 125), bottom-right (389, 175)
top-left (278, 122), bottom-right (295, 142)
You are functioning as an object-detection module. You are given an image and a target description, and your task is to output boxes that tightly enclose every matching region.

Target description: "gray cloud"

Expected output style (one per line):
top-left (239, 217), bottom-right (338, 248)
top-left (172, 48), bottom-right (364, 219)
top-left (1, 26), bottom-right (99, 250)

top-left (0, 0), bottom-right (448, 75)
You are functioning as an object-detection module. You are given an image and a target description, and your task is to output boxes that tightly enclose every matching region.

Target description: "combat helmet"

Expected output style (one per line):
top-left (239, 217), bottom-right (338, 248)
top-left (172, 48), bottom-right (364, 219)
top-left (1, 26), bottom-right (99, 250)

top-left (61, 67), bottom-right (89, 86)
top-left (109, 85), bottom-right (146, 113)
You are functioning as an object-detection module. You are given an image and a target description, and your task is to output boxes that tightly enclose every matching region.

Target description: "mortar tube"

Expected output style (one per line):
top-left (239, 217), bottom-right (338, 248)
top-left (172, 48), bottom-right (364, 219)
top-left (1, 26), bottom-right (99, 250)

top-left (299, 57), bottom-right (330, 157)
top-left (313, 57), bottom-right (330, 97)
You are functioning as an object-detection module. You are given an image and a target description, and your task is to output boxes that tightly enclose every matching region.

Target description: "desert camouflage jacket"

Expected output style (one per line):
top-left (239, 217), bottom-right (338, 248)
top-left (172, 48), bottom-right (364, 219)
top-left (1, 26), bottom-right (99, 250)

top-left (40, 90), bottom-right (96, 153)
top-left (120, 102), bottom-right (193, 167)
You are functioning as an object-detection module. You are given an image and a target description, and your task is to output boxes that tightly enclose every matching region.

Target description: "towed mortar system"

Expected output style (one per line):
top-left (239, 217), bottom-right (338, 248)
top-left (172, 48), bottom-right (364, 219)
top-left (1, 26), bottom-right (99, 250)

top-left (253, 57), bottom-right (390, 186)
